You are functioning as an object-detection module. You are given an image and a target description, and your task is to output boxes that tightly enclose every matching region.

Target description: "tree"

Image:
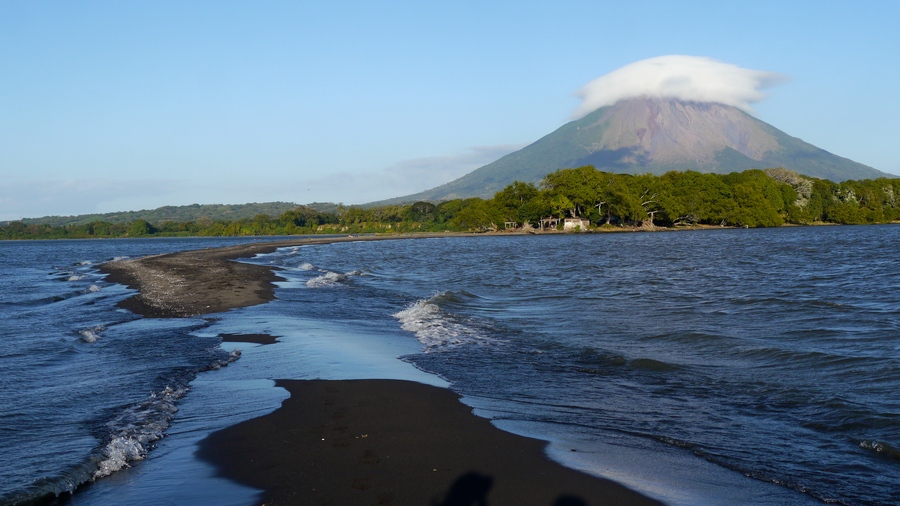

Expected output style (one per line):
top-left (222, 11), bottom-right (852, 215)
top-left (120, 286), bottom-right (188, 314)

top-left (436, 199), bottom-right (465, 224)
top-left (727, 182), bottom-right (783, 227)
top-left (766, 168), bottom-right (811, 208)
top-left (549, 194), bottom-right (574, 219)
top-left (492, 181), bottom-right (541, 223)
top-left (542, 166), bottom-right (604, 218)
top-left (449, 199), bottom-right (502, 231)
top-left (340, 207), bottom-right (374, 225)
top-left (128, 219), bottom-right (153, 236)
top-left (409, 201), bottom-right (437, 223)
top-left (657, 171), bottom-right (730, 226)
top-left (605, 175), bottom-right (646, 224)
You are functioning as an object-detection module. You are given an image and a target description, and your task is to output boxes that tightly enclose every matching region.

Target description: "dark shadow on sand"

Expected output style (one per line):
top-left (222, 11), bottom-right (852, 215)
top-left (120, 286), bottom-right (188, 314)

top-left (219, 333), bottom-right (279, 345)
top-left (436, 472), bottom-right (492, 506)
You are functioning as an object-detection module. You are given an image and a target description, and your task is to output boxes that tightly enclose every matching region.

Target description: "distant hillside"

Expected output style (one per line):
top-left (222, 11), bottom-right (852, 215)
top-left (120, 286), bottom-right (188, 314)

top-left (374, 97), bottom-right (891, 205)
top-left (304, 202), bottom-right (344, 214)
top-left (20, 202), bottom-right (300, 226)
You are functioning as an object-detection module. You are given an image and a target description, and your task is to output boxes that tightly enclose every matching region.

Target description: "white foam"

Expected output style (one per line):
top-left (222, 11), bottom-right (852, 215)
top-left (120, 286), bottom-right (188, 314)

top-left (93, 386), bottom-right (186, 479)
top-left (79, 331), bottom-right (99, 343)
top-left (306, 271), bottom-right (347, 288)
top-left (392, 294), bottom-right (492, 352)
top-left (78, 260), bottom-right (93, 266)
top-left (94, 436), bottom-right (146, 478)
top-left (298, 262), bottom-right (315, 271)
top-left (85, 284), bottom-right (102, 293)
top-left (68, 274), bottom-right (88, 281)
top-left (305, 269), bottom-right (363, 288)
top-left (79, 325), bottom-right (107, 343)
top-left (202, 349), bottom-right (242, 371)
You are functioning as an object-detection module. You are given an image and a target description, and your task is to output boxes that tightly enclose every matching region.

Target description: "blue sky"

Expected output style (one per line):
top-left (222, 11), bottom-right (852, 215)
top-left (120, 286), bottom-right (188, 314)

top-left (1, 1), bottom-right (898, 220)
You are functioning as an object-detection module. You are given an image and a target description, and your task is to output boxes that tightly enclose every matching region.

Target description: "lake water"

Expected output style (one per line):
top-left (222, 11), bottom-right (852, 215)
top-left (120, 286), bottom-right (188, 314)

top-left (1, 227), bottom-right (898, 505)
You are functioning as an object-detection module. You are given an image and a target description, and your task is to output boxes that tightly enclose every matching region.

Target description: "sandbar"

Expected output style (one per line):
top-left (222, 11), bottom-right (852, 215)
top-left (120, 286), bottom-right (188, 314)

top-left (100, 235), bottom-right (661, 505)
top-left (99, 235), bottom-right (423, 317)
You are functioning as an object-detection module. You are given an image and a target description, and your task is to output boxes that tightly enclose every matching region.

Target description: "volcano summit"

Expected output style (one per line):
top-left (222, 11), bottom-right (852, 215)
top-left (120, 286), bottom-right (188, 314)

top-left (379, 56), bottom-right (889, 205)
top-left (384, 96), bottom-right (887, 204)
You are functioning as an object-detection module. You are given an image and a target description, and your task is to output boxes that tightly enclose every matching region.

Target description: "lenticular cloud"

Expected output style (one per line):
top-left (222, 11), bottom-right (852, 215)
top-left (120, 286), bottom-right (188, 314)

top-left (573, 55), bottom-right (784, 118)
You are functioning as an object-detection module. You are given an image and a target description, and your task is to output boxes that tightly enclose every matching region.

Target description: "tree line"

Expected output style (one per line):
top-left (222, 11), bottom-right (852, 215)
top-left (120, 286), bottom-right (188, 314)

top-left (3, 167), bottom-right (899, 240)
top-left (487, 166), bottom-right (900, 229)
top-left (15, 202), bottom-right (300, 227)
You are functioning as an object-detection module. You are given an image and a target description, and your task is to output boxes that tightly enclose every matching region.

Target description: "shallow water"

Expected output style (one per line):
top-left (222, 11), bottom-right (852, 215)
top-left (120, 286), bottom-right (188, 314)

top-left (2, 228), bottom-right (899, 505)
top-left (0, 237), bottom-right (274, 505)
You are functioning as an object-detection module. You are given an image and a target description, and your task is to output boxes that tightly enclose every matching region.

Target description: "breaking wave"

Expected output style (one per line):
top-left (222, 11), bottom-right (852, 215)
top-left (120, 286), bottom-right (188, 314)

top-left (91, 342), bottom-right (244, 481)
top-left (6, 342), bottom-right (246, 504)
top-left (56, 264), bottom-right (100, 284)
top-left (79, 325), bottom-right (107, 343)
top-left (93, 385), bottom-right (187, 478)
top-left (392, 292), bottom-right (494, 351)
top-left (306, 271), bottom-right (347, 288)
top-left (306, 270), bottom-right (363, 288)
top-left (201, 349), bottom-right (242, 371)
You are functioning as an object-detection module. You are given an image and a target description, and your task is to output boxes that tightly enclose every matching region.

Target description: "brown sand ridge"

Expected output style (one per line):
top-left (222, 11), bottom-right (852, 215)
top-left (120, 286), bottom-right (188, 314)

top-left (98, 235), bottom-right (427, 318)
top-left (99, 235), bottom-right (662, 506)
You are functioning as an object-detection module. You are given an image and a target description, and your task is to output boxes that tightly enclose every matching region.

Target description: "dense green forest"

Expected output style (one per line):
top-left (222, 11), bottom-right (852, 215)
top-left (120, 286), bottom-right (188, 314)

top-left (3, 167), bottom-right (899, 240)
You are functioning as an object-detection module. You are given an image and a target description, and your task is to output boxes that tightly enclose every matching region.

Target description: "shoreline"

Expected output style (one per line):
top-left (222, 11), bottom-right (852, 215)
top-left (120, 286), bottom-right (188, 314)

top-left (94, 228), bottom-right (738, 318)
top-left (98, 234), bottom-right (460, 317)
top-left (98, 234), bottom-right (662, 505)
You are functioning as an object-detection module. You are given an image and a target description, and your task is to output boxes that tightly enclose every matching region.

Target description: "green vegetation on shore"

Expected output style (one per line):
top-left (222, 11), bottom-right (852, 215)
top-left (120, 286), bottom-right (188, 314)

top-left (3, 167), bottom-right (899, 240)
top-left (15, 202), bottom-right (300, 227)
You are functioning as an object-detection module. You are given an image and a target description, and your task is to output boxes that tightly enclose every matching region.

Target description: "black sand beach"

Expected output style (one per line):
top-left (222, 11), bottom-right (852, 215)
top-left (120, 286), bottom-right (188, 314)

top-left (198, 379), bottom-right (661, 506)
top-left (100, 236), bottom-right (662, 506)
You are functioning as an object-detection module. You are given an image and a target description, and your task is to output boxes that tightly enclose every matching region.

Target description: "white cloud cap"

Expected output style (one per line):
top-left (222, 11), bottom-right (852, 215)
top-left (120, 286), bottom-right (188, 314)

top-left (573, 55), bottom-right (785, 118)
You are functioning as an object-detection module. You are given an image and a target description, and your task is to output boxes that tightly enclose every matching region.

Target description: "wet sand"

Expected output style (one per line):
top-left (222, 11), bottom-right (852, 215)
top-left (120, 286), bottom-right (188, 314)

top-left (198, 379), bottom-right (661, 506)
top-left (99, 235), bottom-right (661, 506)
top-left (99, 236), bottom-right (421, 317)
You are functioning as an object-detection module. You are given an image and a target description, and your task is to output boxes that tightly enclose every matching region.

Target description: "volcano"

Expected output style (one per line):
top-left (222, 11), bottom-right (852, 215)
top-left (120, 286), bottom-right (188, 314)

top-left (379, 97), bottom-right (889, 204)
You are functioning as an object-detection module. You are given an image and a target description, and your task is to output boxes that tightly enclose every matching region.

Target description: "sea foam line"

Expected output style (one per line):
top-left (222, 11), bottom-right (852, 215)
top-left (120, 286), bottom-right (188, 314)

top-left (92, 344), bottom-right (244, 479)
top-left (93, 385), bottom-right (187, 479)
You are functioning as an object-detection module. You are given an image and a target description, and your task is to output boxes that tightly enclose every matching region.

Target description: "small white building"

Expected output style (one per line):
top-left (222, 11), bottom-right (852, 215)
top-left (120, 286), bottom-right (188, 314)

top-left (563, 218), bottom-right (590, 231)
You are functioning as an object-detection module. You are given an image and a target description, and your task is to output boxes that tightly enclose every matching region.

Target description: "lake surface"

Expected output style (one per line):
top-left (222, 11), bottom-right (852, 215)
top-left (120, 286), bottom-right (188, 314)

top-left (1, 227), bottom-right (898, 505)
